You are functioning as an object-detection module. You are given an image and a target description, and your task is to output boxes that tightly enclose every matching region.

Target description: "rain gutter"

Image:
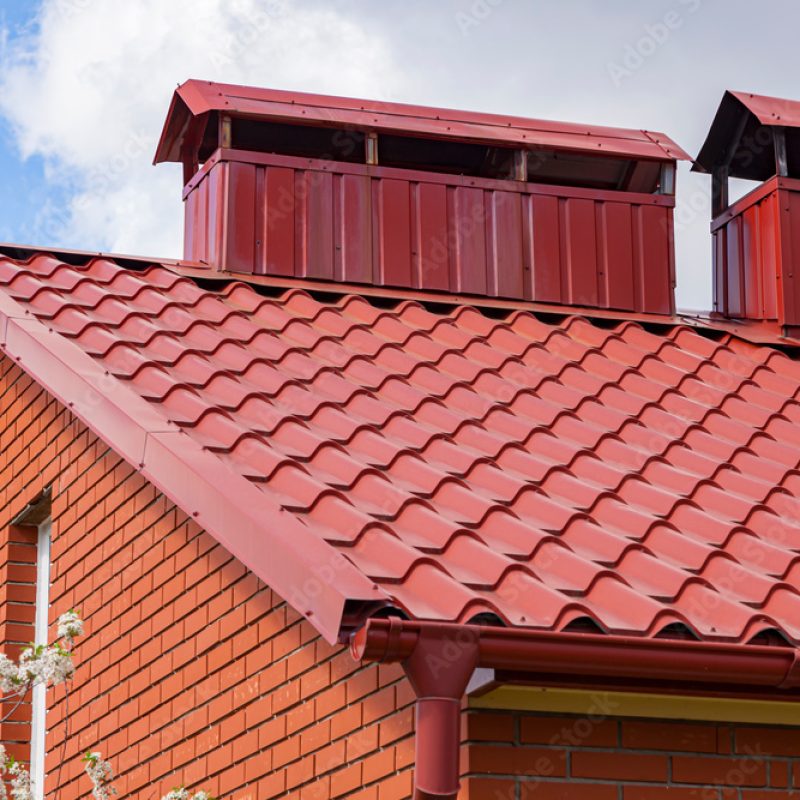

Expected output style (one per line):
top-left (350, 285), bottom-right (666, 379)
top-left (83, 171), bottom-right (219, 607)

top-left (351, 618), bottom-right (800, 800)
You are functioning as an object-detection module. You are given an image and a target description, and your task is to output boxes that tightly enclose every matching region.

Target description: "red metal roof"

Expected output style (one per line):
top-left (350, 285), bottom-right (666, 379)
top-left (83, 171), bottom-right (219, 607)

top-left (155, 79), bottom-right (692, 164)
top-left (694, 89), bottom-right (800, 178)
top-left (4, 251), bottom-right (800, 647)
top-left (728, 90), bottom-right (800, 128)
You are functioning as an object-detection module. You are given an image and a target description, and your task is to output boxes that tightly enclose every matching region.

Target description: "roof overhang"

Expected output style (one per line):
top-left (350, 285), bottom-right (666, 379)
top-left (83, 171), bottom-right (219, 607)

top-left (694, 90), bottom-right (800, 180)
top-left (154, 79), bottom-right (692, 165)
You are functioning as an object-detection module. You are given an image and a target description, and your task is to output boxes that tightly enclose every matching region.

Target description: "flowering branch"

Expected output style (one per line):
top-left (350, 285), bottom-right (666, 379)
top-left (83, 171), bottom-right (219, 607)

top-left (0, 610), bottom-right (215, 800)
top-left (162, 789), bottom-right (215, 800)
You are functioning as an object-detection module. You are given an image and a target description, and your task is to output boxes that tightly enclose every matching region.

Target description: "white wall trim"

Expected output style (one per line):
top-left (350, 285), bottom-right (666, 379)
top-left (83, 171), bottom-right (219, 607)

top-left (30, 518), bottom-right (51, 800)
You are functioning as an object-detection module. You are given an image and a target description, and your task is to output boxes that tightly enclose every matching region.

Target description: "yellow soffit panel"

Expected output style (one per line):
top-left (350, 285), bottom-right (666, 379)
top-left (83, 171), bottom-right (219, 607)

top-left (469, 686), bottom-right (800, 726)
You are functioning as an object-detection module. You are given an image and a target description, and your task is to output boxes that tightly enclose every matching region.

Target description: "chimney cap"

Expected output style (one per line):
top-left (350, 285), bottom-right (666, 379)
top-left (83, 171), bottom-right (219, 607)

top-left (693, 90), bottom-right (800, 179)
top-left (154, 78), bottom-right (692, 166)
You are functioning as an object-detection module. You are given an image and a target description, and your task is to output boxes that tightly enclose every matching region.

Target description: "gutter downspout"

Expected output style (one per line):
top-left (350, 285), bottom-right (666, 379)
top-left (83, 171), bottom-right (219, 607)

top-left (351, 618), bottom-right (800, 800)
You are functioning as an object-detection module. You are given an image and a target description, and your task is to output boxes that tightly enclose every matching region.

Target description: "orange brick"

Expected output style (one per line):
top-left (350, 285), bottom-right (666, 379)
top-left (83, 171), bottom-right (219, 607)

top-left (521, 715), bottom-right (618, 748)
top-left (623, 788), bottom-right (717, 800)
top-left (525, 784), bottom-right (618, 800)
top-left (378, 771), bottom-right (413, 800)
top-left (460, 777), bottom-right (516, 800)
top-left (571, 751), bottom-right (668, 782)
top-left (621, 720), bottom-right (717, 753)
top-left (466, 712), bottom-right (516, 743)
top-left (467, 744), bottom-right (567, 777)
top-left (672, 755), bottom-right (768, 787)
top-left (735, 727), bottom-right (800, 757)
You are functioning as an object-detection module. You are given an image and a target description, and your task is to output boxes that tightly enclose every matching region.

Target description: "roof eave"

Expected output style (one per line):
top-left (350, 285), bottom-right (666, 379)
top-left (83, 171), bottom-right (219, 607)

top-left (0, 272), bottom-right (387, 643)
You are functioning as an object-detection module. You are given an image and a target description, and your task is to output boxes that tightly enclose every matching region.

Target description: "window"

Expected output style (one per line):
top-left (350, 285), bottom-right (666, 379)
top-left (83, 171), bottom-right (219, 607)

top-left (5, 491), bottom-right (50, 799)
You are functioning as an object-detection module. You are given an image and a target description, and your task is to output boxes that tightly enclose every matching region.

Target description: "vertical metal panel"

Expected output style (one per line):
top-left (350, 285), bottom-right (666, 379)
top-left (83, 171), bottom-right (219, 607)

top-left (225, 162), bottom-right (257, 273)
top-left (725, 216), bottom-right (743, 318)
top-left (414, 183), bottom-right (449, 291)
top-left (254, 166), bottom-right (266, 274)
top-left (183, 187), bottom-right (201, 263)
top-left (712, 187), bottom-right (787, 322)
top-left (781, 189), bottom-right (800, 328)
top-left (189, 155), bottom-right (679, 316)
top-left (530, 195), bottom-right (562, 303)
top-left (377, 179), bottom-right (412, 286)
top-left (520, 195), bottom-right (535, 301)
top-left (337, 174), bottom-right (372, 283)
top-left (599, 202), bottom-right (635, 311)
top-left (563, 198), bottom-right (598, 307)
top-left (487, 191), bottom-right (524, 299)
top-left (193, 182), bottom-right (207, 263)
top-left (759, 192), bottom-right (779, 320)
top-left (206, 164), bottom-right (225, 269)
top-left (263, 166), bottom-right (296, 276)
top-left (305, 170), bottom-right (335, 280)
top-left (636, 205), bottom-right (672, 315)
top-left (741, 204), bottom-right (761, 319)
top-left (451, 187), bottom-right (487, 295)
top-left (712, 230), bottom-right (726, 315)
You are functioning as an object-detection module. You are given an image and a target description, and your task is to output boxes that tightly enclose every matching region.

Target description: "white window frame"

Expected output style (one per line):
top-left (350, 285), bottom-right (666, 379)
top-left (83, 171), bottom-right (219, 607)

top-left (30, 518), bottom-right (51, 800)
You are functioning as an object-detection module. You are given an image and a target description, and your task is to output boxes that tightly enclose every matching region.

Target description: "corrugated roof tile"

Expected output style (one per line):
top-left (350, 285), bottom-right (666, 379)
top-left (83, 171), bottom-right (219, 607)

top-left (6, 252), bottom-right (800, 643)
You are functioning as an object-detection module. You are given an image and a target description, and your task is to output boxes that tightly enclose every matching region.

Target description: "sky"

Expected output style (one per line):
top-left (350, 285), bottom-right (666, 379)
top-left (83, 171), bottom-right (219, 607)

top-left (0, 0), bottom-right (798, 310)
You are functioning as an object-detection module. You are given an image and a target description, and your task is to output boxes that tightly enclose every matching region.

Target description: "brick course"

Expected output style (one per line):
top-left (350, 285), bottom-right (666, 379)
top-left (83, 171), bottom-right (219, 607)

top-left (462, 710), bottom-right (800, 799)
top-left (3, 352), bottom-right (800, 799)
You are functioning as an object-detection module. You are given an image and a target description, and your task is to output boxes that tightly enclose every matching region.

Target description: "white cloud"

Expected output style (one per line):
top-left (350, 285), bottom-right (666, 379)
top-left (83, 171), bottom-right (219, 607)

top-left (0, 0), bottom-right (404, 256)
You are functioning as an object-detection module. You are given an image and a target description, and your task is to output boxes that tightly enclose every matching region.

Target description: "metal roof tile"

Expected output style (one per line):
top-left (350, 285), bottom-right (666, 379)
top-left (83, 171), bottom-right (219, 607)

top-left (6, 252), bottom-right (800, 646)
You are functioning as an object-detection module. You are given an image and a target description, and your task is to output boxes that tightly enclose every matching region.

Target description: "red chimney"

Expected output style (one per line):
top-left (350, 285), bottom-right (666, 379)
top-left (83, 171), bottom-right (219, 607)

top-left (155, 80), bottom-right (690, 314)
top-left (694, 90), bottom-right (800, 336)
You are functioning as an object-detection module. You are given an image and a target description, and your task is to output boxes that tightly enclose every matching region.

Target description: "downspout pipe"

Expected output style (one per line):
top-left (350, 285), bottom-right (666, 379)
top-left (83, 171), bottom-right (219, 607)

top-left (350, 618), bottom-right (800, 800)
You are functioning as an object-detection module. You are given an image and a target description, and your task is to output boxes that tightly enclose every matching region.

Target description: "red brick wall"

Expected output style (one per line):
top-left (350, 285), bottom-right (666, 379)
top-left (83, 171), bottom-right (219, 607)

top-left (5, 352), bottom-right (800, 800)
top-left (0, 357), bottom-right (417, 798)
top-left (463, 709), bottom-right (800, 799)
top-left (0, 522), bottom-right (37, 765)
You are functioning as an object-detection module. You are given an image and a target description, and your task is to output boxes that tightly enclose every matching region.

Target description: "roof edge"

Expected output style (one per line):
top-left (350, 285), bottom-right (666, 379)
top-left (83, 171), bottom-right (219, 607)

top-left (155, 78), bottom-right (692, 164)
top-left (0, 280), bottom-right (387, 643)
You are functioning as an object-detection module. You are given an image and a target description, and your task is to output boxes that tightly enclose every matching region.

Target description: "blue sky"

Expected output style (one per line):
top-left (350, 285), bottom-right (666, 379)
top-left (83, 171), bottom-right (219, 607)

top-left (1, 0), bottom-right (800, 309)
top-left (0, 1), bottom-right (51, 244)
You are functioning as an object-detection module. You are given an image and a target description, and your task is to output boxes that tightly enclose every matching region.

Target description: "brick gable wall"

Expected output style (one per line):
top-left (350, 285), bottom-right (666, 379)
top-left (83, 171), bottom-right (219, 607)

top-left (0, 357), bottom-right (416, 798)
top-left (3, 353), bottom-right (800, 799)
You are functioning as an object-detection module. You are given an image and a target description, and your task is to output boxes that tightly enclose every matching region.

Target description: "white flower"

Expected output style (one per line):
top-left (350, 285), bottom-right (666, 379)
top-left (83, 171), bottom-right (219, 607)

top-left (83, 752), bottom-right (116, 800)
top-left (161, 788), bottom-right (215, 800)
top-left (162, 791), bottom-right (189, 800)
top-left (8, 762), bottom-right (32, 800)
top-left (0, 654), bottom-right (21, 693)
top-left (57, 610), bottom-right (83, 643)
top-left (18, 645), bottom-right (73, 688)
top-left (17, 647), bottom-right (43, 685)
top-left (0, 744), bottom-right (7, 800)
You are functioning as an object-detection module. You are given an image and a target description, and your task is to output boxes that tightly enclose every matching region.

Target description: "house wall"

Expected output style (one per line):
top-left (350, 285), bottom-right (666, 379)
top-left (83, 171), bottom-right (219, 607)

top-left (3, 352), bottom-right (800, 799)
top-left (462, 708), bottom-right (800, 799)
top-left (0, 358), bottom-right (417, 798)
